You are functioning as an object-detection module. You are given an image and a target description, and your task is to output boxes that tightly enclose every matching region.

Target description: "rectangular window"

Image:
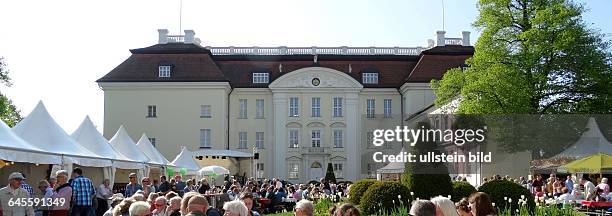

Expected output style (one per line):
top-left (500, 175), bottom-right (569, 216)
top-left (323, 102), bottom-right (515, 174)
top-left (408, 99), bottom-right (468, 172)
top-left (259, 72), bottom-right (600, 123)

top-left (200, 105), bottom-right (211, 118)
top-left (311, 97), bottom-right (321, 117)
top-left (200, 129), bottom-right (211, 148)
top-left (289, 97), bottom-right (299, 117)
top-left (333, 163), bottom-right (344, 179)
top-left (289, 163), bottom-right (299, 179)
top-left (256, 132), bottom-right (264, 149)
top-left (239, 99), bottom-right (247, 119)
top-left (333, 97), bottom-right (343, 117)
top-left (367, 163), bottom-right (378, 178)
top-left (158, 66), bottom-right (171, 77)
top-left (252, 73), bottom-right (269, 83)
top-left (333, 130), bottom-right (343, 148)
top-left (147, 105), bottom-right (157, 118)
top-left (366, 131), bottom-right (374, 147)
top-left (384, 99), bottom-right (392, 118)
top-left (256, 163), bottom-right (264, 179)
top-left (238, 132), bottom-right (247, 149)
top-left (289, 130), bottom-right (299, 148)
top-left (256, 99), bottom-right (264, 119)
top-left (311, 130), bottom-right (321, 147)
top-left (148, 138), bottom-right (156, 147)
top-left (366, 99), bottom-right (375, 118)
top-left (362, 73), bottom-right (378, 84)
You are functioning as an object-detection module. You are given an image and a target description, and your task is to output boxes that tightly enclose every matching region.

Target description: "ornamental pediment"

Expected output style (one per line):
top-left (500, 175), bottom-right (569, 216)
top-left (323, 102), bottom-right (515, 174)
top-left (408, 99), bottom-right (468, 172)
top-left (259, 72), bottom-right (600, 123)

top-left (269, 67), bottom-right (363, 89)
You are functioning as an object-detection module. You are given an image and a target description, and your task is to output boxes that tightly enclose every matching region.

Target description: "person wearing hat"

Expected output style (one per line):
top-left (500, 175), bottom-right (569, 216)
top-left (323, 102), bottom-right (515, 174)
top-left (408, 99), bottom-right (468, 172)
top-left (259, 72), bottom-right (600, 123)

top-left (0, 172), bottom-right (35, 216)
top-left (124, 173), bottom-right (143, 198)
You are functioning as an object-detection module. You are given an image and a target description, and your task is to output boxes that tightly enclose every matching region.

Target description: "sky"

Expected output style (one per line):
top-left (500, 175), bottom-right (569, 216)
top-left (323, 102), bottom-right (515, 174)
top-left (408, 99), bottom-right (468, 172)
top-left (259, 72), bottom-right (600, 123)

top-left (0, 0), bottom-right (610, 134)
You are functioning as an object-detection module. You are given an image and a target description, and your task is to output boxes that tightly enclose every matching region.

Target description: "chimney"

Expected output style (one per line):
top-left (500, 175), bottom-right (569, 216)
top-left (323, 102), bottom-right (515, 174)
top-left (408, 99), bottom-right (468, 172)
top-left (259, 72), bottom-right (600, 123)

top-left (427, 39), bottom-right (435, 48)
top-left (436, 30), bottom-right (446, 46)
top-left (184, 30), bottom-right (195, 44)
top-left (158, 29), bottom-right (169, 44)
top-left (462, 31), bottom-right (471, 46)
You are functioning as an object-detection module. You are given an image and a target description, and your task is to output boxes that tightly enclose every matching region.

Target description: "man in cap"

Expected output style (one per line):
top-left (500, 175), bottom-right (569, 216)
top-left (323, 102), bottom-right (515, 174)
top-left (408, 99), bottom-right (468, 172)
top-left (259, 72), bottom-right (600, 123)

top-left (0, 172), bottom-right (35, 215)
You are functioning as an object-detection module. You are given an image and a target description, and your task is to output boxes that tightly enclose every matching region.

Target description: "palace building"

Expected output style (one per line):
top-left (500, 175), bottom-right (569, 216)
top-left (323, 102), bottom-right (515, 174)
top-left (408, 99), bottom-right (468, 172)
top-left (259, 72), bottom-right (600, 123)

top-left (97, 29), bottom-right (474, 182)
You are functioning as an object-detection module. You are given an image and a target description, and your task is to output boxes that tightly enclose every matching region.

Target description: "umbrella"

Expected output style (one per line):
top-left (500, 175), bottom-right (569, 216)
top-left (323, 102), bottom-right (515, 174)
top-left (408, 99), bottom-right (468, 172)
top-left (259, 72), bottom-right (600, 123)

top-left (558, 153), bottom-right (612, 174)
top-left (198, 165), bottom-right (229, 177)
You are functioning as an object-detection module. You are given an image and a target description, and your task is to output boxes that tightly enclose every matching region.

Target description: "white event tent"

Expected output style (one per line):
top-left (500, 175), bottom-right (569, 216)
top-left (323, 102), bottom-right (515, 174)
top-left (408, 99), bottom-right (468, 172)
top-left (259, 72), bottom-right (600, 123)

top-left (109, 125), bottom-right (153, 180)
top-left (12, 101), bottom-right (112, 185)
top-left (0, 120), bottom-right (61, 165)
top-left (136, 133), bottom-right (170, 166)
top-left (71, 116), bottom-right (145, 187)
top-left (555, 117), bottom-right (612, 158)
top-left (170, 146), bottom-right (201, 176)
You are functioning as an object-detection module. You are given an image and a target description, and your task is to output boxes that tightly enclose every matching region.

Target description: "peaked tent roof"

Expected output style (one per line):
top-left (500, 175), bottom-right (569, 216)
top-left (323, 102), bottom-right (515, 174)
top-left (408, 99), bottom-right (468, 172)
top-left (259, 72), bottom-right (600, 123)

top-left (109, 125), bottom-right (151, 163)
top-left (555, 117), bottom-right (612, 158)
top-left (170, 146), bottom-right (200, 172)
top-left (0, 120), bottom-right (61, 164)
top-left (377, 148), bottom-right (406, 174)
top-left (12, 101), bottom-right (111, 167)
top-left (136, 133), bottom-right (170, 165)
top-left (71, 116), bottom-right (143, 169)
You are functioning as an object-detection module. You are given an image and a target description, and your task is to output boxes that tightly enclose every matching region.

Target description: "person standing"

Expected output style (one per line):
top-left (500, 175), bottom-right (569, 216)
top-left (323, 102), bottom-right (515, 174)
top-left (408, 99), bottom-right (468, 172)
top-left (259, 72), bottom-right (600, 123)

top-left (50, 170), bottom-right (72, 216)
top-left (158, 176), bottom-right (171, 194)
top-left (142, 177), bottom-right (155, 197)
top-left (174, 176), bottom-right (186, 196)
top-left (597, 178), bottom-right (609, 196)
top-left (0, 172), bottom-right (35, 216)
top-left (565, 176), bottom-right (574, 192)
top-left (96, 179), bottom-right (112, 216)
top-left (36, 180), bottom-right (54, 216)
top-left (70, 167), bottom-right (96, 216)
top-left (125, 173), bottom-right (143, 198)
top-left (582, 177), bottom-right (597, 200)
top-left (19, 173), bottom-right (34, 197)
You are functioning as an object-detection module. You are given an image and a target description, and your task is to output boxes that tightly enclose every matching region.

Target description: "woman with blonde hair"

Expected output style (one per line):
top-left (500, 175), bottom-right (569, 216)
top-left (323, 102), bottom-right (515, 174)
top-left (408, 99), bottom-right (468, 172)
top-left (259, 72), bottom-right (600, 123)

top-left (223, 200), bottom-right (248, 216)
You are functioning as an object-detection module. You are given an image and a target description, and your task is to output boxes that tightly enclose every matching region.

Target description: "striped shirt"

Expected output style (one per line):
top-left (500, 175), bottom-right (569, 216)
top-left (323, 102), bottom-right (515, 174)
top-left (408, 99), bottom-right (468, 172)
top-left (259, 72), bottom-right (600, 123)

top-left (70, 176), bottom-right (96, 206)
top-left (20, 182), bottom-right (34, 197)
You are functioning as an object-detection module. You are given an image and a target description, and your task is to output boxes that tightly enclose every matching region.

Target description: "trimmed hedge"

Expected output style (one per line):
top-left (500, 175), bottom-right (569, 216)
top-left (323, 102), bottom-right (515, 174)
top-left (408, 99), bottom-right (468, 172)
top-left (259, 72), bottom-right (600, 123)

top-left (402, 172), bottom-right (453, 199)
top-left (451, 181), bottom-right (477, 202)
top-left (359, 181), bottom-right (411, 215)
top-left (478, 180), bottom-right (535, 213)
top-left (347, 179), bottom-right (377, 205)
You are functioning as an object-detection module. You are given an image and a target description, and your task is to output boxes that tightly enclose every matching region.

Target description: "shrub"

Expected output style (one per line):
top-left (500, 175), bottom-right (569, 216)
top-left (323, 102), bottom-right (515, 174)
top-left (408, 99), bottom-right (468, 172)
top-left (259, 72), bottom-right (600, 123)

top-left (359, 181), bottom-right (411, 215)
top-left (324, 163), bottom-right (337, 184)
top-left (478, 180), bottom-right (535, 213)
top-left (451, 181), bottom-right (477, 202)
top-left (347, 179), bottom-right (377, 205)
top-left (401, 121), bottom-right (453, 200)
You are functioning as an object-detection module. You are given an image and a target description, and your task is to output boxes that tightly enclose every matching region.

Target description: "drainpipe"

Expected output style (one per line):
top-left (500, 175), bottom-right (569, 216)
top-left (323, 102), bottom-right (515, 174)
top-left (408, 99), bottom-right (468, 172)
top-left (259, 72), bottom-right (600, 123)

top-left (227, 87), bottom-right (234, 150)
top-left (399, 90), bottom-right (405, 148)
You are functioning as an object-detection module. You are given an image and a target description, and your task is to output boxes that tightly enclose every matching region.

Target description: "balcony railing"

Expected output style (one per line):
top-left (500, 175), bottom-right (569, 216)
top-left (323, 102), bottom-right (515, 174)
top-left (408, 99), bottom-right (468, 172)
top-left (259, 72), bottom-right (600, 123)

top-left (206, 46), bottom-right (424, 56)
top-left (444, 38), bottom-right (463, 46)
top-left (167, 35), bottom-right (185, 43)
top-left (302, 147), bottom-right (330, 154)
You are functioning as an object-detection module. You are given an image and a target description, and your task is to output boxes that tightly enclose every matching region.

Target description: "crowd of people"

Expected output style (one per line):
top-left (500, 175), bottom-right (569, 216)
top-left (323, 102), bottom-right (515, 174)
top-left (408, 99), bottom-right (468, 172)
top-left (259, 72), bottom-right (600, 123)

top-left (2, 169), bottom-right (610, 216)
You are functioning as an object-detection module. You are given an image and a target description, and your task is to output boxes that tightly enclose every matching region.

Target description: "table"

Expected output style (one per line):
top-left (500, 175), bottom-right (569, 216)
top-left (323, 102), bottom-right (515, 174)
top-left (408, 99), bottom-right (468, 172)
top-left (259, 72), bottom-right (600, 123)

top-left (581, 201), bottom-right (612, 208)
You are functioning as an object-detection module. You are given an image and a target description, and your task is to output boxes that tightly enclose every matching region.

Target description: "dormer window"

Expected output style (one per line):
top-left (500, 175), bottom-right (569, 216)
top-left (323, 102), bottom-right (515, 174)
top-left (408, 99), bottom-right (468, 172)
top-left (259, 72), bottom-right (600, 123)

top-left (159, 65), bottom-right (172, 77)
top-left (252, 73), bottom-right (269, 83)
top-left (362, 72), bottom-right (378, 84)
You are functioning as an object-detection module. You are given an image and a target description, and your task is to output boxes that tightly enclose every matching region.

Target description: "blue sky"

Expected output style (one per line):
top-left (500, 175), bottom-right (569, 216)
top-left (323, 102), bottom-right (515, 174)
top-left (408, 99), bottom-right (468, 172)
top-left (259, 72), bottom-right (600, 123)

top-left (0, 0), bottom-right (610, 133)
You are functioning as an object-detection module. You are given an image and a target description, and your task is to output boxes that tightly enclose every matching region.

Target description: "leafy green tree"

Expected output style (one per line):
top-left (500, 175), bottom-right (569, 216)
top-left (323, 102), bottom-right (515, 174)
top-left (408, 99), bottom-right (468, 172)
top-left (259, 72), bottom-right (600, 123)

top-left (431, 0), bottom-right (612, 114)
top-left (0, 57), bottom-right (22, 127)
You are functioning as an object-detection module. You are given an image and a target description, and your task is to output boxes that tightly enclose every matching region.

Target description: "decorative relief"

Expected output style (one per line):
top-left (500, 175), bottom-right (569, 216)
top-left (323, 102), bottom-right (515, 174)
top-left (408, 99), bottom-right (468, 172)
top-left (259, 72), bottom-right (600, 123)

top-left (269, 67), bottom-right (363, 89)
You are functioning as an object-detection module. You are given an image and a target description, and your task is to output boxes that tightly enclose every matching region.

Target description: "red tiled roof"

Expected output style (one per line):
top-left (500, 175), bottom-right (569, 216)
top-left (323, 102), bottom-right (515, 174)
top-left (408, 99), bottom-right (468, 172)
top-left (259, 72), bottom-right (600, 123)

top-left (97, 44), bottom-right (473, 87)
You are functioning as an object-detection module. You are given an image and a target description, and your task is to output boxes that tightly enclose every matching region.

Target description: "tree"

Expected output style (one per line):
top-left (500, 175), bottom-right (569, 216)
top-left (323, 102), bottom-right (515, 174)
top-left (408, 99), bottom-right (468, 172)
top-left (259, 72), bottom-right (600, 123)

top-left (324, 162), bottom-right (336, 184)
top-left (0, 57), bottom-right (22, 127)
top-left (402, 121), bottom-right (453, 199)
top-left (431, 0), bottom-right (612, 114)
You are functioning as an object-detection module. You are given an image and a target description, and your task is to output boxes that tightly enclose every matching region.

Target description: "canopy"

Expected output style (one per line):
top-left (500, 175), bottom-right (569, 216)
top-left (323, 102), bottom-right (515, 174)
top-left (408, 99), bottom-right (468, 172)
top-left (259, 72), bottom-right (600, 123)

top-left (71, 116), bottom-right (143, 169)
top-left (198, 165), bottom-right (229, 177)
top-left (555, 117), bottom-right (612, 158)
top-left (558, 153), bottom-right (612, 174)
top-left (109, 125), bottom-right (151, 163)
top-left (12, 101), bottom-right (111, 167)
top-left (377, 148), bottom-right (406, 174)
top-left (170, 146), bottom-right (200, 173)
top-left (136, 133), bottom-right (170, 166)
top-left (0, 120), bottom-right (61, 164)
